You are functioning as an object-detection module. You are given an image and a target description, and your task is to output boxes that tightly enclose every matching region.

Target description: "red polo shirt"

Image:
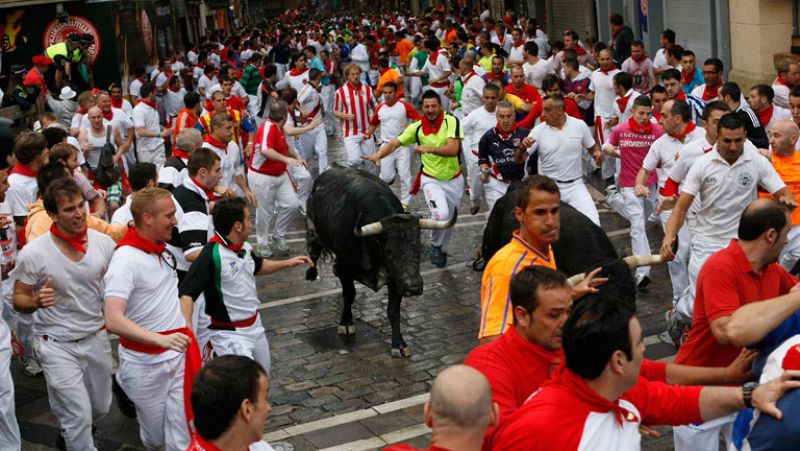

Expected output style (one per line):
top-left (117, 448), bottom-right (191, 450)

top-left (505, 83), bottom-right (542, 105)
top-left (465, 327), bottom-right (667, 450)
top-left (676, 239), bottom-right (799, 368)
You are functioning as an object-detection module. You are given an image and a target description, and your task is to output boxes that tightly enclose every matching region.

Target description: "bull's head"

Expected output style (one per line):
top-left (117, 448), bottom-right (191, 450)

top-left (354, 211), bottom-right (458, 296)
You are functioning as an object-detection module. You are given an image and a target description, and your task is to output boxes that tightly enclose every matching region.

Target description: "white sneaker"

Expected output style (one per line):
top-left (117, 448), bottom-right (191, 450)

top-left (271, 237), bottom-right (290, 254)
top-left (257, 245), bottom-right (274, 258)
top-left (22, 356), bottom-right (43, 377)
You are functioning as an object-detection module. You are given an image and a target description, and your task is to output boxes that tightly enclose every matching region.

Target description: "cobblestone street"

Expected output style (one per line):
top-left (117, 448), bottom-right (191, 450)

top-left (14, 134), bottom-right (685, 450)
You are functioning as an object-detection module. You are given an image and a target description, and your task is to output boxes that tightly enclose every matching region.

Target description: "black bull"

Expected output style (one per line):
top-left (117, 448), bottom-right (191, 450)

top-left (304, 167), bottom-right (456, 357)
top-left (476, 182), bottom-right (660, 306)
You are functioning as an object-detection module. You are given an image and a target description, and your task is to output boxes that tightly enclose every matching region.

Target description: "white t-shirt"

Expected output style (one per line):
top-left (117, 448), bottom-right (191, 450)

top-left (284, 69), bottom-right (310, 93)
top-left (198, 75), bottom-right (218, 96)
top-left (652, 48), bottom-right (671, 73)
top-left (611, 89), bottom-right (641, 124)
top-left (589, 69), bottom-right (621, 118)
top-left (12, 230), bottom-right (115, 341)
top-left (642, 126), bottom-right (706, 187)
top-left (460, 72), bottom-right (486, 117)
top-left (462, 106), bottom-right (498, 152)
top-left (104, 243), bottom-right (185, 363)
top-left (164, 88), bottom-right (187, 118)
top-left (763, 106), bottom-right (793, 133)
top-left (132, 102), bottom-right (163, 154)
top-left (523, 59), bottom-right (554, 93)
top-left (202, 141), bottom-right (243, 191)
top-left (422, 50), bottom-right (451, 86)
top-left (129, 78), bottom-right (143, 98)
top-left (508, 43), bottom-right (525, 64)
top-left (682, 145), bottom-right (785, 242)
top-left (111, 194), bottom-right (133, 225)
top-left (372, 100), bottom-right (418, 143)
top-left (297, 84), bottom-right (323, 119)
top-left (528, 115), bottom-right (595, 181)
top-left (187, 50), bottom-right (199, 66)
top-left (6, 172), bottom-right (38, 218)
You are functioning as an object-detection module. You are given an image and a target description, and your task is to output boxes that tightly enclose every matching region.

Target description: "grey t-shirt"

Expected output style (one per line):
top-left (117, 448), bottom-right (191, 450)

top-left (11, 229), bottom-right (115, 341)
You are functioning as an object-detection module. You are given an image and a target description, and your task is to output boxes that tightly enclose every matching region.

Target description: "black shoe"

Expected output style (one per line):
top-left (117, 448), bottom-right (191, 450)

top-left (112, 375), bottom-right (138, 419)
top-left (470, 203), bottom-right (480, 215)
top-left (637, 275), bottom-right (651, 290)
top-left (55, 431), bottom-right (66, 451)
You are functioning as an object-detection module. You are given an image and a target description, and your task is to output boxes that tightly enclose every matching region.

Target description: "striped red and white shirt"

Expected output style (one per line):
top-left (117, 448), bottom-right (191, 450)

top-left (334, 81), bottom-right (377, 138)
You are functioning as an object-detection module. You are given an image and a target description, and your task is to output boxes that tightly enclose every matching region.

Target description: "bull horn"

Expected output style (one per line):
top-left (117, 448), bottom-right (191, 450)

top-left (419, 209), bottom-right (458, 230)
top-left (354, 221), bottom-right (384, 237)
top-left (624, 255), bottom-right (663, 269)
top-left (567, 273), bottom-right (587, 287)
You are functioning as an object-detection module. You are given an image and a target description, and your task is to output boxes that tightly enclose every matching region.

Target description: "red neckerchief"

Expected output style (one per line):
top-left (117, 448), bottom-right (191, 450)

top-left (172, 149), bottom-right (191, 159)
top-left (116, 227), bottom-right (166, 254)
top-left (77, 107), bottom-right (89, 115)
top-left (463, 71), bottom-right (477, 84)
top-left (681, 67), bottom-right (695, 86)
top-left (187, 433), bottom-right (222, 451)
top-left (190, 176), bottom-right (219, 201)
top-left (575, 45), bottom-right (587, 56)
top-left (495, 122), bottom-right (518, 140)
top-left (616, 92), bottom-right (632, 113)
top-left (557, 369), bottom-right (640, 426)
top-left (380, 67), bottom-right (391, 76)
top-left (496, 32), bottom-right (506, 44)
top-left (599, 65), bottom-right (615, 74)
top-left (10, 162), bottom-right (37, 177)
top-left (138, 99), bottom-right (156, 109)
top-left (674, 89), bottom-right (687, 101)
top-left (631, 53), bottom-right (647, 63)
top-left (776, 76), bottom-right (789, 87)
top-left (668, 121), bottom-right (696, 141)
top-left (168, 85), bottom-right (180, 93)
top-left (756, 105), bottom-right (774, 128)
top-left (652, 110), bottom-right (662, 122)
top-left (611, 24), bottom-right (624, 38)
top-left (204, 135), bottom-right (228, 150)
top-left (702, 83), bottom-right (719, 101)
top-left (421, 112), bottom-right (444, 135)
top-left (50, 223), bottom-right (88, 254)
top-left (628, 117), bottom-right (653, 135)
top-left (110, 98), bottom-right (123, 109)
top-left (209, 232), bottom-right (244, 257)
top-left (429, 49), bottom-right (447, 65)
top-left (289, 67), bottom-right (308, 77)
top-left (102, 109), bottom-right (113, 121)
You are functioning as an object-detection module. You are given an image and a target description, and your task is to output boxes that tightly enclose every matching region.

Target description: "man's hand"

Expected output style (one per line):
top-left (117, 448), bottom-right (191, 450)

top-left (363, 153), bottom-right (382, 167)
top-left (752, 370), bottom-right (800, 419)
top-left (634, 184), bottom-right (650, 198)
top-left (723, 348), bottom-right (757, 384)
top-left (592, 149), bottom-right (604, 165)
top-left (286, 256), bottom-right (314, 267)
top-left (36, 278), bottom-right (56, 309)
top-left (362, 132), bottom-right (372, 141)
top-left (656, 196), bottom-right (677, 215)
top-left (215, 186), bottom-right (236, 198)
top-left (572, 267), bottom-right (608, 300)
top-left (285, 157), bottom-right (304, 167)
top-left (310, 118), bottom-right (322, 128)
top-left (638, 425), bottom-right (661, 438)
top-left (660, 236), bottom-right (676, 262)
top-left (244, 190), bottom-right (258, 207)
top-left (521, 137), bottom-right (535, 148)
top-left (777, 195), bottom-right (798, 211)
top-left (157, 332), bottom-right (191, 353)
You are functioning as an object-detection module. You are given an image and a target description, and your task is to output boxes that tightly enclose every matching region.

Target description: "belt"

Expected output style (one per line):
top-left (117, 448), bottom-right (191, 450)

top-left (554, 177), bottom-right (581, 184)
top-left (42, 326), bottom-right (105, 343)
top-left (210, 314), bottom-right (258, 329)
top-left (430, 81), bottom-right (450, 88)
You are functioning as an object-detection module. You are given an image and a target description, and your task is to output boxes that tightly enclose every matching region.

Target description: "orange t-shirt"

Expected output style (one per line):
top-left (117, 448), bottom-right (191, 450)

top-left (376, 68), bottom-right (404, 98)
top-left (396, 38), bottom-right (414, 64)
top-left (768, 152), bottom-right (800, 225)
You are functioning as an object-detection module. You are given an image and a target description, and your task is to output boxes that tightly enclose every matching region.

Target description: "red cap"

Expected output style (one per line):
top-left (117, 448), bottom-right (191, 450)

top-left (32, 55), bottom-right (52, 66)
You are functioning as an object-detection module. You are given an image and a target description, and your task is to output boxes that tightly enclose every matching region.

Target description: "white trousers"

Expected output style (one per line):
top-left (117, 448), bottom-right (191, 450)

top-left (247, 94), bottom-right (260, 119)
top-left (35, 329), bottom-right (113, 451)
top-left (557, 180), bottom-right (600, 226)
top-left (379, 144), bottom-right (412, 205)
top-left (343, 135), bottom-right (377, 174)
top-left (3, 277), bottom-right (34, 359)
top-left (780, 224), bottom-right (800, 271)
top-left (118, 354), bottom-right (188, 451)
top-left (676, 237), bottom-right (728, 323)
top-left (673, 414), bottom-right (735, 451)
top-left (463, 149), bottom-right (484, 206)
top-left (210, 324), bottom-right (271, 374)
top-left (297, 125), bottom-right (328, 172)
top-left (421, 174), bottom-right (464, 251)
top-left (621, 187), bottom-right (656, 279)
top-left (0, 320), bottom-right (20, 451)
top-left (287, 164), bottom-right (312, 208)
top-left (137, 144), bottom-right (166, 169)
top-left (248, 171), bottom-right (301, 246)
top-left (660, 209), bottom-right (692, 304)
top-left (485, 177), bottom-right (511, 212)
top-left (321, 85), bottom-right (336, 135)
top-left (191, 296), bottom-right (212, 362)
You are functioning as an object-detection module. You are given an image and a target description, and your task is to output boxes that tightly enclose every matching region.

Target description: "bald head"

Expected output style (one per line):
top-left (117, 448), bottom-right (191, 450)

top-left (769, 119), bottom-right (800, 155)
top-left (738, 198), bottom-right (791, 242)
top-left (428, 365), bottom-right (494, 430)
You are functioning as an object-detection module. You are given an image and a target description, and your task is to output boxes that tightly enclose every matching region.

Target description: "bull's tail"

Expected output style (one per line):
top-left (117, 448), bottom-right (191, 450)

top-left (305, 214), bottom-right (322, 281)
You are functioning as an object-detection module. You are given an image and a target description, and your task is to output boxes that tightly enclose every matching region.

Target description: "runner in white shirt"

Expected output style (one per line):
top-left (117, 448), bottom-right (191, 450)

top-left (164, 77), bottom-right (187, 126)
top-left (522, 41), bottom-right (554, 94)
top-left (364, 82), bottom-right (421, 208)
top-left (334, 64), bottom-right (378, 174)
top-left (12, 178), bottom-right (115, 451)
top-left (749, 84), bottom-right (793, 134)
top-left (281, 54), bottom-right (310, 93)
top-left (584, 50), bottom-right (620, 184)
top-left (507, 28), bottom-right (526, 66)
top-left (112, 163), bottom-right (158, 225)
top-left (660, 114), bottom-right (793, 325)
top-left (197, 67), bottom-right (218, 99)
top-left (7, 131), bottom-right (49, 227)
top-left (457, 59), bottom-right (486, 117)
top-left (129, 68), bottom-right (146, 100)
top-left (133, 83), bottom-right (173, 168)
top-left (490, 23), bottom-right (513, 54)
top-left (296, 69), bottom-right (329, 172)
top-left (110, 84), bottom-right (134, 118)
top-left (349, 39), bottom-right (371, 84)
top-left (652, 30), bottom-right (676, 83)
top-left (636, 99), bottom-right (705, 307)
top-left (610, 73), bottom-right (641, 126)
top-left (0, 159), bottom-right (20, 451)
top-left (200, 113), bottom-right (255, 204)
top-left (526, 95), bottom-right (603, 225)
top-left (772, 59), bottom-right (799, 109)
top-left (462, 85), bottom-right (501, 214)
top-left (105, 188), bottom-right (201, 451)
top-left (411, 37), bottom-right (452, 111)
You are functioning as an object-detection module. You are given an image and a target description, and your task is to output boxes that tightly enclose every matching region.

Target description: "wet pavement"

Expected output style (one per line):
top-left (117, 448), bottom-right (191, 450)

top-left (12, 133), bottom-right (688, 450)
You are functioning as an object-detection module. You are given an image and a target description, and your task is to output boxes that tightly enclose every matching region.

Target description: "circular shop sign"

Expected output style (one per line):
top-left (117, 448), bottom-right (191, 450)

top-left (43, 15), bottom-right (101, 65)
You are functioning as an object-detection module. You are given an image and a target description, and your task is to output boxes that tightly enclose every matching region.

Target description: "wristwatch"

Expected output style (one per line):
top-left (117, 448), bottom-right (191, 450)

top-left (742, 381), bottom-right (759, 409)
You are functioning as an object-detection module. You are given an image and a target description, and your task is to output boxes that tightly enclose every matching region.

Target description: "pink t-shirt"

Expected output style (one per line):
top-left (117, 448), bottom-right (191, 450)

top-left (608, 121), bottom-right (663, 187)
top-left (621, 57), bottom-right (656, 94)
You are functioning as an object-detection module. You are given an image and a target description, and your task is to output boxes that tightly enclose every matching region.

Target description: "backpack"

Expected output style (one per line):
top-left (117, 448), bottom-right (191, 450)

top-left (94, 125), bottom-right (123, 187)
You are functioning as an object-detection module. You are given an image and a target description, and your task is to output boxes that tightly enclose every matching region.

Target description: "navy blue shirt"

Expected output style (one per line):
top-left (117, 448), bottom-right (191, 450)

top-left (478, 126), bottom-right (530, 182)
